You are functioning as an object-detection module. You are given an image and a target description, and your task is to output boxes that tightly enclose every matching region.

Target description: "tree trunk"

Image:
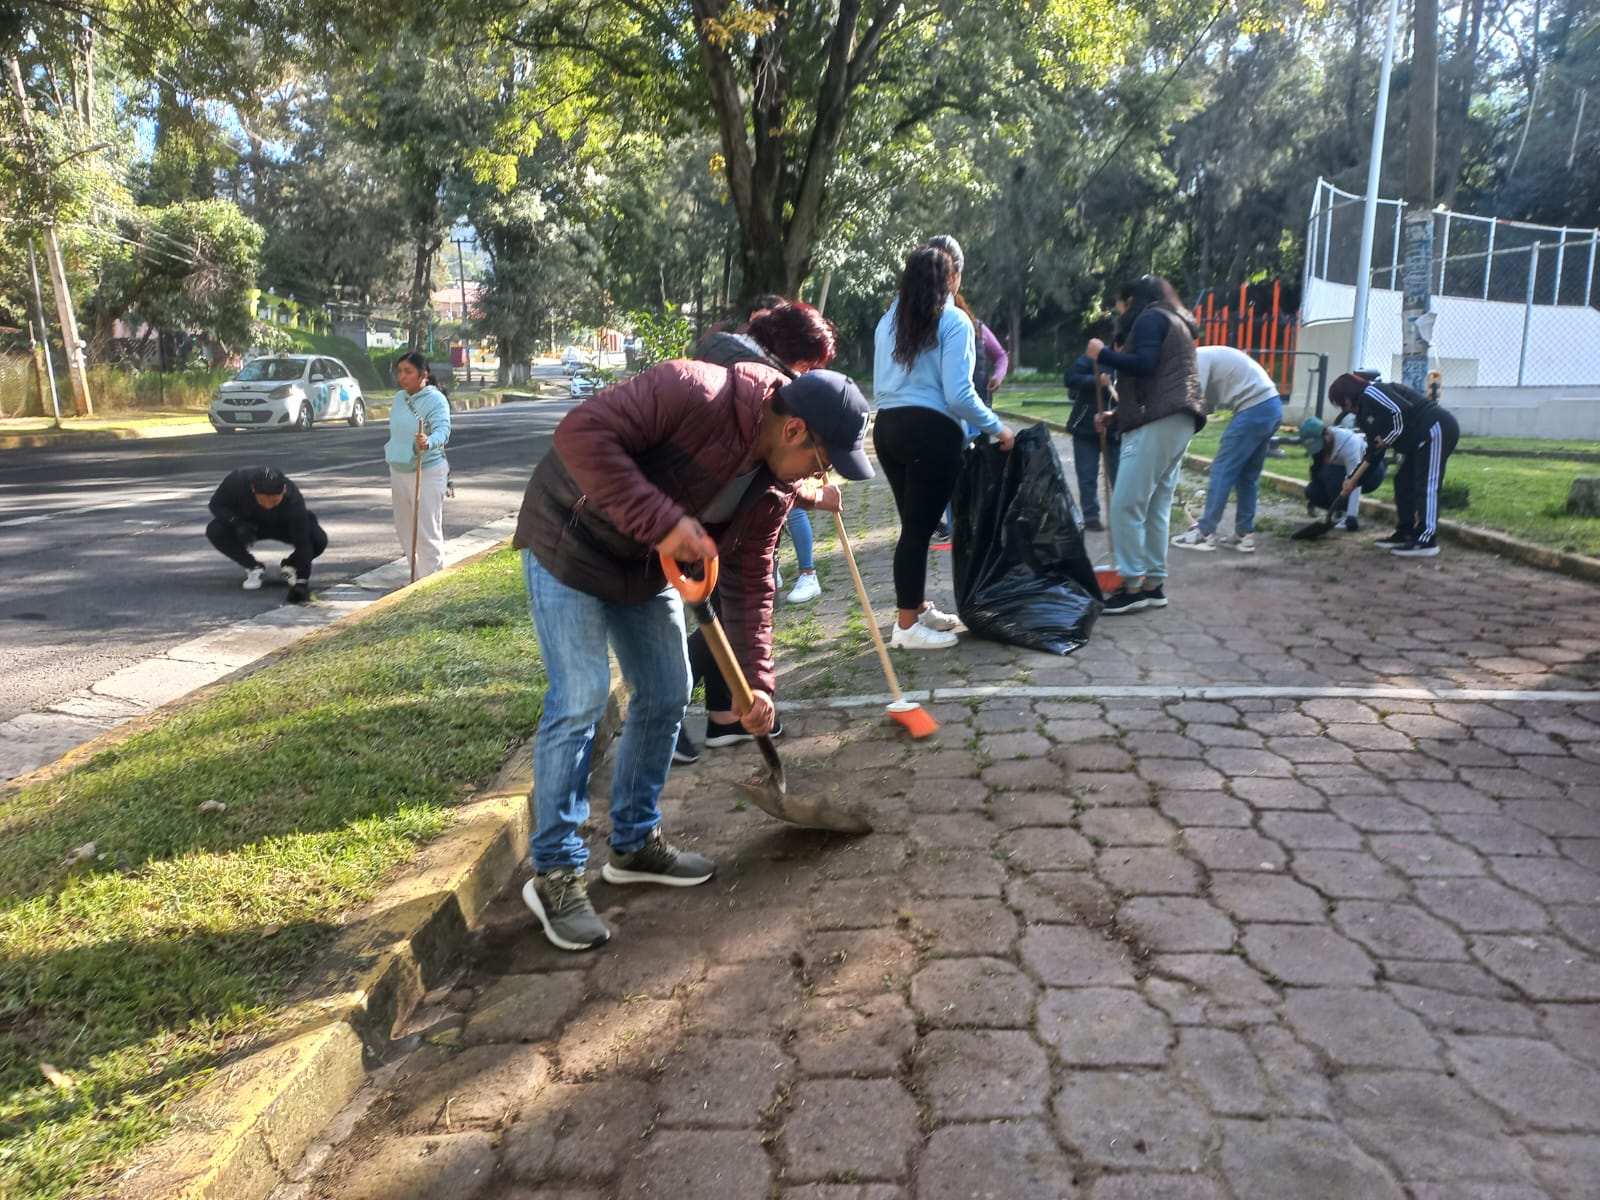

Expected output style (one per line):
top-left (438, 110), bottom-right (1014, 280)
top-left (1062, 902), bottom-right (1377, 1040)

top-left (406, 228), bottom-right (436, 350)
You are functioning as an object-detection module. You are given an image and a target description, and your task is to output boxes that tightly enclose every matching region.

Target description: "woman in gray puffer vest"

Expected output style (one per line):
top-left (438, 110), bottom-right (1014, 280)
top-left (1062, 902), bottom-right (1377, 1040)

top-left (1088, 274), bottom-right (1206, 614)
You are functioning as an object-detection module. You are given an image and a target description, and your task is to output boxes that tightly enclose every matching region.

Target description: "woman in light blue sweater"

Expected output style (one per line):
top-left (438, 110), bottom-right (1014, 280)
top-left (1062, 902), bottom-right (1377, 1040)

top-left (386, 350), bottom-right (452, 578)
top-left (872, 244), bottom-right (1014, 651)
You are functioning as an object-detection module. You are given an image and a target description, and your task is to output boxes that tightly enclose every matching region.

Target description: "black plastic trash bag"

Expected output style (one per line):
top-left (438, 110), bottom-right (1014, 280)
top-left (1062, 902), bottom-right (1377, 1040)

top-left (951, 424), bottom-right (1102, 655)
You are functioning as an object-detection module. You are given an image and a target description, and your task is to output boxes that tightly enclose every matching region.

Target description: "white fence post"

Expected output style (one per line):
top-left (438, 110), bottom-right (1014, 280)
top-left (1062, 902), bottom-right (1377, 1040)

top-left (1519, 242), bottom-right (1541, 387)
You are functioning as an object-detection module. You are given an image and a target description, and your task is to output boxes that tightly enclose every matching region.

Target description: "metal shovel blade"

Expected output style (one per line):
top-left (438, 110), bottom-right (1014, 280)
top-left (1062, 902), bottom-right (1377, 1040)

top-left (1290, 513), bottom-right (1337, 541)
top-left (734, 734), bottom-right (873, 835)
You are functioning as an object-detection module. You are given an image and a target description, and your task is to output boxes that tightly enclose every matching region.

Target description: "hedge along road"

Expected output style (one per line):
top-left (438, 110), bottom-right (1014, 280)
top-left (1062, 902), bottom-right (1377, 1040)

top-left (0, 398), bottom-right (569, 724)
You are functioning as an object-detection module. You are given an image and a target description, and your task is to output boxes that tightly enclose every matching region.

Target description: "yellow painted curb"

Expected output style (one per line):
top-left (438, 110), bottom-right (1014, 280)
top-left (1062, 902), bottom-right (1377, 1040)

top-left (115, 785), bottom-right (537, 1200)
top-left (105, 564), bottom-right (625, 1199)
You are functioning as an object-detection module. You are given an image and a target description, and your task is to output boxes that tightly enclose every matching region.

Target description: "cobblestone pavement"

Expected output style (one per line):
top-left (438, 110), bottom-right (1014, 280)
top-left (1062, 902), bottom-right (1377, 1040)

top-left (284, 436), bottom-right (1600, 1200)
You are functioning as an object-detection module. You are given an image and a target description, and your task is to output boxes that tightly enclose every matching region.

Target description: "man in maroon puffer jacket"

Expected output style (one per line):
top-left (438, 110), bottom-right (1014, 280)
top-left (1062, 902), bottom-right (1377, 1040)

top-left (511, 360), bottom-right (872, 951)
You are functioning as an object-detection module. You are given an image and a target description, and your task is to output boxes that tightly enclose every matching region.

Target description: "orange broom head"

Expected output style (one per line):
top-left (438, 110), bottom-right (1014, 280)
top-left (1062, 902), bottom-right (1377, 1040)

top-left (1094, 567), bottom-right (1123, 594)
top-left (887, 699), bottom-right (939, 739)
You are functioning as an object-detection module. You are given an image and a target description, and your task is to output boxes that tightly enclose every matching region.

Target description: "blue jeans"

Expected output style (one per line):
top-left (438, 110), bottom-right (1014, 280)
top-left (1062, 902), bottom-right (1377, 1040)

top-left (1072, 430), bottom-right (1120, 523)
top-left (785, 506), bottom-right (814, 572)
top-left (1197, 397), bottom-right (1283, 537)
top-left (1111, 412), bottom-right (1195, 585)
top-left (522, 550), bottom-right (691, 873)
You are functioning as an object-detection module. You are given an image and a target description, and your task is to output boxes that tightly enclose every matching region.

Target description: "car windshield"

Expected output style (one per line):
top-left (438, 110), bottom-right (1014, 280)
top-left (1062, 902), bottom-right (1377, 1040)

top-left (235, 358), bottom-right (306, 382)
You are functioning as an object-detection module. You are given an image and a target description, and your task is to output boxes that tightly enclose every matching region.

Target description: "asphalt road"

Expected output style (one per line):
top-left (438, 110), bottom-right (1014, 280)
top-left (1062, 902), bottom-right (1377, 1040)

top-left (0, 391), bottom-right (572, 724)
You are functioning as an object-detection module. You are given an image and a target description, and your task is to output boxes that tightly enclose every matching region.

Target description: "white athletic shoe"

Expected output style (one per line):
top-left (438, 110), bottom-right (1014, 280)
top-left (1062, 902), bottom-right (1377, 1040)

top-left (891, 621), bottom-right (958, 650)
top-left (786, 572), bottom-right (822, 604)
top-left (918, 604), bottom-right (960, 632)
top-left (773, 564), bottom-right (784, 593)
top-left (1171, 525), bottom-right (1217, 551)
top-left (242, 566), bottom-right (265, 590)
top-left (280, 561), bottom-right (300, 588)
top-left (1229, 533), bottom-right (1257, 554)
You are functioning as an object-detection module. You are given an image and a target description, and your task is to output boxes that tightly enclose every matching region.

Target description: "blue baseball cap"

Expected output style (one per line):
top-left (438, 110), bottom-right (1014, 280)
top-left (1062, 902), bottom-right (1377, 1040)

top-left (775, 370), bottom-right (874, 481)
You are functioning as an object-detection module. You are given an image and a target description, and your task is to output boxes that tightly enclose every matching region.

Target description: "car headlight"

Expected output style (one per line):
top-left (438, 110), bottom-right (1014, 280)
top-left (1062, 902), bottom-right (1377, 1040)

top-left (268, 384), bottom-right (297, 400)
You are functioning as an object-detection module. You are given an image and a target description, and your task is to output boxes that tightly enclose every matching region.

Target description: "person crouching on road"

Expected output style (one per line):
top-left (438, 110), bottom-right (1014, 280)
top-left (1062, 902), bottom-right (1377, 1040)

top-left (205, 466), bottom-right (325, 604)
top-left (1297, 415), bottom-right (1385, 531)
top-left (387, 350), bottom-right (452, 578)
top-left (1328, 371), bottom-right (1458, 558)
top-left (510, 359), bottom-right (874, 952)
top-left (1171, 345), bottom-right (1285, 555)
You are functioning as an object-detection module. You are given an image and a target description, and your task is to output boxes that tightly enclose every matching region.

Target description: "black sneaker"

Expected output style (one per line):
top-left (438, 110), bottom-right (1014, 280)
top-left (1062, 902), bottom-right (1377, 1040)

top-left (521, 868), bottom-right (610, 951)
top-left (1391, 537), bottom-right (1440, 558)
top-left (601, 828), bottom-right (715, 887)
top-left (704, 715), bottom-right (783, 747)
top-left (1101, 590), bottom-right (1148, 615)
top-left (1372, 531), bottom-right (1413, 549)
top-left (932, 519), bottom-right (952, 542)
top-left (672, 726), bottom-right (700, 764)
top-left (1084, 519), bottom-right (1105, 532)
top-left (1139, 585), bottom-right (1168, 608)
top-left (1340, 516), bottom-right (1359, 533)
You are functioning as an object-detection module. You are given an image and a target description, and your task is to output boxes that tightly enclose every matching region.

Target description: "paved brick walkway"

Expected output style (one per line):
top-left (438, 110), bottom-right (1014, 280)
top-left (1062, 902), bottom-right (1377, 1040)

top-left (283, 436), bottom-right (1600, 1200)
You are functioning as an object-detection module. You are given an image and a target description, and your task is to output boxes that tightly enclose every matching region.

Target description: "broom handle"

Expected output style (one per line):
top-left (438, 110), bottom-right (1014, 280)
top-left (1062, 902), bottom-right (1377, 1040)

top-left (828, 508), bottom-right (907, 704)
top-left (1094, 372), bottom-right (1116, 559)
top-left (409, 462), bottom-right (422, 582)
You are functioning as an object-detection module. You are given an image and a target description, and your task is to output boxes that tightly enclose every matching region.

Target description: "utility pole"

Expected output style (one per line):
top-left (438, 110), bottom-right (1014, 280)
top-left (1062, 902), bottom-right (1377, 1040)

top-left (6, 55), bottom-right (94, 415)
top-left (453, 237), bottom-right (472, 386)
top-left (1401, 0), bottom-right (1440, 391)
top-left (27, 240), bottom-right (64, 428)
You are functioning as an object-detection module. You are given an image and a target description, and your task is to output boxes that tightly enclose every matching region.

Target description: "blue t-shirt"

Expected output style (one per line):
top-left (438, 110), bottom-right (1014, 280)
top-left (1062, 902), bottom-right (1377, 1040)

top-left (386, 385), bottom-right (451, 470)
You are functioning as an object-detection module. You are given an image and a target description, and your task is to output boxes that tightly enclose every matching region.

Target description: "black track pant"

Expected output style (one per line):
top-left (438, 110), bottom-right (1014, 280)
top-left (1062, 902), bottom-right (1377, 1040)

top-left (206, 517), bottom-right (328, 579)
top-left (687, 621), bottom-right (733, 713)
top-left (1391, 410), bottom-right (1459, 541)
top-left (872, 406), bottom-right (967, 611)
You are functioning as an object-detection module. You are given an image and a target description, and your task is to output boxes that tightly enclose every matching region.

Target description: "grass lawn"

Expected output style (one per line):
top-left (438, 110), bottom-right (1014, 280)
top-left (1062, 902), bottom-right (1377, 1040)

top-left (994, 404), bottom-right (1600, 558)
top-left (0, 549), bottom-right (545, 1200)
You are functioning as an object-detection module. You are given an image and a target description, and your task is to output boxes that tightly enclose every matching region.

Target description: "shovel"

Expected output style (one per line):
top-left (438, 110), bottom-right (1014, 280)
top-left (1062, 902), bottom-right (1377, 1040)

top-left (1291, 459), bottom-right (1370, 541)
top-left (660, 552), bottom-right (872, 835)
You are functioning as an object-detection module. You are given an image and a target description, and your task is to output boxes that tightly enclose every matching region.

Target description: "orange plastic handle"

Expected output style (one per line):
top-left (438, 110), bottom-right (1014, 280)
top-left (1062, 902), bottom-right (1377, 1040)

top-left (658, 552), bottom-right (719, 604)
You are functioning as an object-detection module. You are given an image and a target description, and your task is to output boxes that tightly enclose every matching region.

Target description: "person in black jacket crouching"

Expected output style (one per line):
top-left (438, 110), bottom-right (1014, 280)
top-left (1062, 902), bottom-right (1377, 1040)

top-left (205, 466), bottom-right (326, 602)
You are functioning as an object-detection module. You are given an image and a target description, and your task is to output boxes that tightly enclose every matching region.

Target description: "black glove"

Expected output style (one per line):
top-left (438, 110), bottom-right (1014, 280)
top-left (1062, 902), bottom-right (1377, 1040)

top-left (286, 583), bottom-right (311, 605)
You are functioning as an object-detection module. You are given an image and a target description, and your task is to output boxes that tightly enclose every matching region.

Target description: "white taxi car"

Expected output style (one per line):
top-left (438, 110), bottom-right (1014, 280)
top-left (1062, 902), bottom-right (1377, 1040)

top-left (210, 354), bottom-right (367, 433)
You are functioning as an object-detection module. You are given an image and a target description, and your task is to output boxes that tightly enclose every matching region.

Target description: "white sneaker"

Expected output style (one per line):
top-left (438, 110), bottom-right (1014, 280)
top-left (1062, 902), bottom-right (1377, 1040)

top-left (918, 604), bottom-right (960, 631)
top-left (786, 572), bottom-right (822, 604)
top-left (280, 562), bottom-right (300, 588)
top-left (773, 564), bottom-right (784, 592)
top-left (1171, 525), bottom-right (1217, 551)
top-left (242, 566), bottom-right (265, 590)
top-left (891, 621), bottom-right (958, 650)
top-left (1229, 533), bottom-right (1257, 554)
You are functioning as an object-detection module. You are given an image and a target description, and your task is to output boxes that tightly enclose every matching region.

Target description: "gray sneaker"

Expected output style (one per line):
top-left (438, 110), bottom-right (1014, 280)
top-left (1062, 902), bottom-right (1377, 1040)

top-left (601, 828), bottom-right (715, 887)
top-left (522, 868), bottom-right (610, 951)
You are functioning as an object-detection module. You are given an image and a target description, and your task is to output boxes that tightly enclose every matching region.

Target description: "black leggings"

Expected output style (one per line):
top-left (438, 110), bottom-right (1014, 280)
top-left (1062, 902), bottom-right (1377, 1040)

top-left (873, 406), bottom-right (966, 611)
top-left (687, 623), bottom-right (733, 712)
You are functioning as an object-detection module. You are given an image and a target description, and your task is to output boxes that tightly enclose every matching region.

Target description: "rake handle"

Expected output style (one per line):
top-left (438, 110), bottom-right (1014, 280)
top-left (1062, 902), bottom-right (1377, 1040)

top-left (1094, 372), bottom-right (1116, 559)
top-left (828, 508), bottom-right (907, 705)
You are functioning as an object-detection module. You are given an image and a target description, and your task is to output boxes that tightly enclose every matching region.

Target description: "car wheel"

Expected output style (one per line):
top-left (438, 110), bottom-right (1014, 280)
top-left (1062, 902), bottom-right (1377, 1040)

top-left (295, 404), bottom-right (313, 432)
top-left (347, 398), bottom-right (366, 428)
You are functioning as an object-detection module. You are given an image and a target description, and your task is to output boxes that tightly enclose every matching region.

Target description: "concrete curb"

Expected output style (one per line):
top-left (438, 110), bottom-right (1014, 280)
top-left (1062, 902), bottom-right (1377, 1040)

top-left (995, 409), bottom-right (1600, 587)
top-left (87, 548), bottom-right (620, 1198)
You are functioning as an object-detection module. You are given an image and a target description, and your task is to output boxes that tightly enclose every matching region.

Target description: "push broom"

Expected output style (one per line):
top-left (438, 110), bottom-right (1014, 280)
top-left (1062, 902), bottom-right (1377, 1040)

top-left (824, 503), bottom-right (940, 740)
top-left (1092, 373), bottom-right (1123, 594)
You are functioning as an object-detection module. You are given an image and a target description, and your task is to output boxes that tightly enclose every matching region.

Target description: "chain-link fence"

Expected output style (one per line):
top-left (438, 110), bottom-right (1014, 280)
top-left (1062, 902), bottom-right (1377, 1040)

top-left (1303, 177), bottom-right (1600, 388)
top-left (0, 348), bottom-right (46, 418)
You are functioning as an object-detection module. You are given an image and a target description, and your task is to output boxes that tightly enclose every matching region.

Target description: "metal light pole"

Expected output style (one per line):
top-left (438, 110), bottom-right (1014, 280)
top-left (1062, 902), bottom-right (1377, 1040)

top-left (453, 237), bottom-right (472, 385)
top-left (1349, 0), bottom-right (1403, 372)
